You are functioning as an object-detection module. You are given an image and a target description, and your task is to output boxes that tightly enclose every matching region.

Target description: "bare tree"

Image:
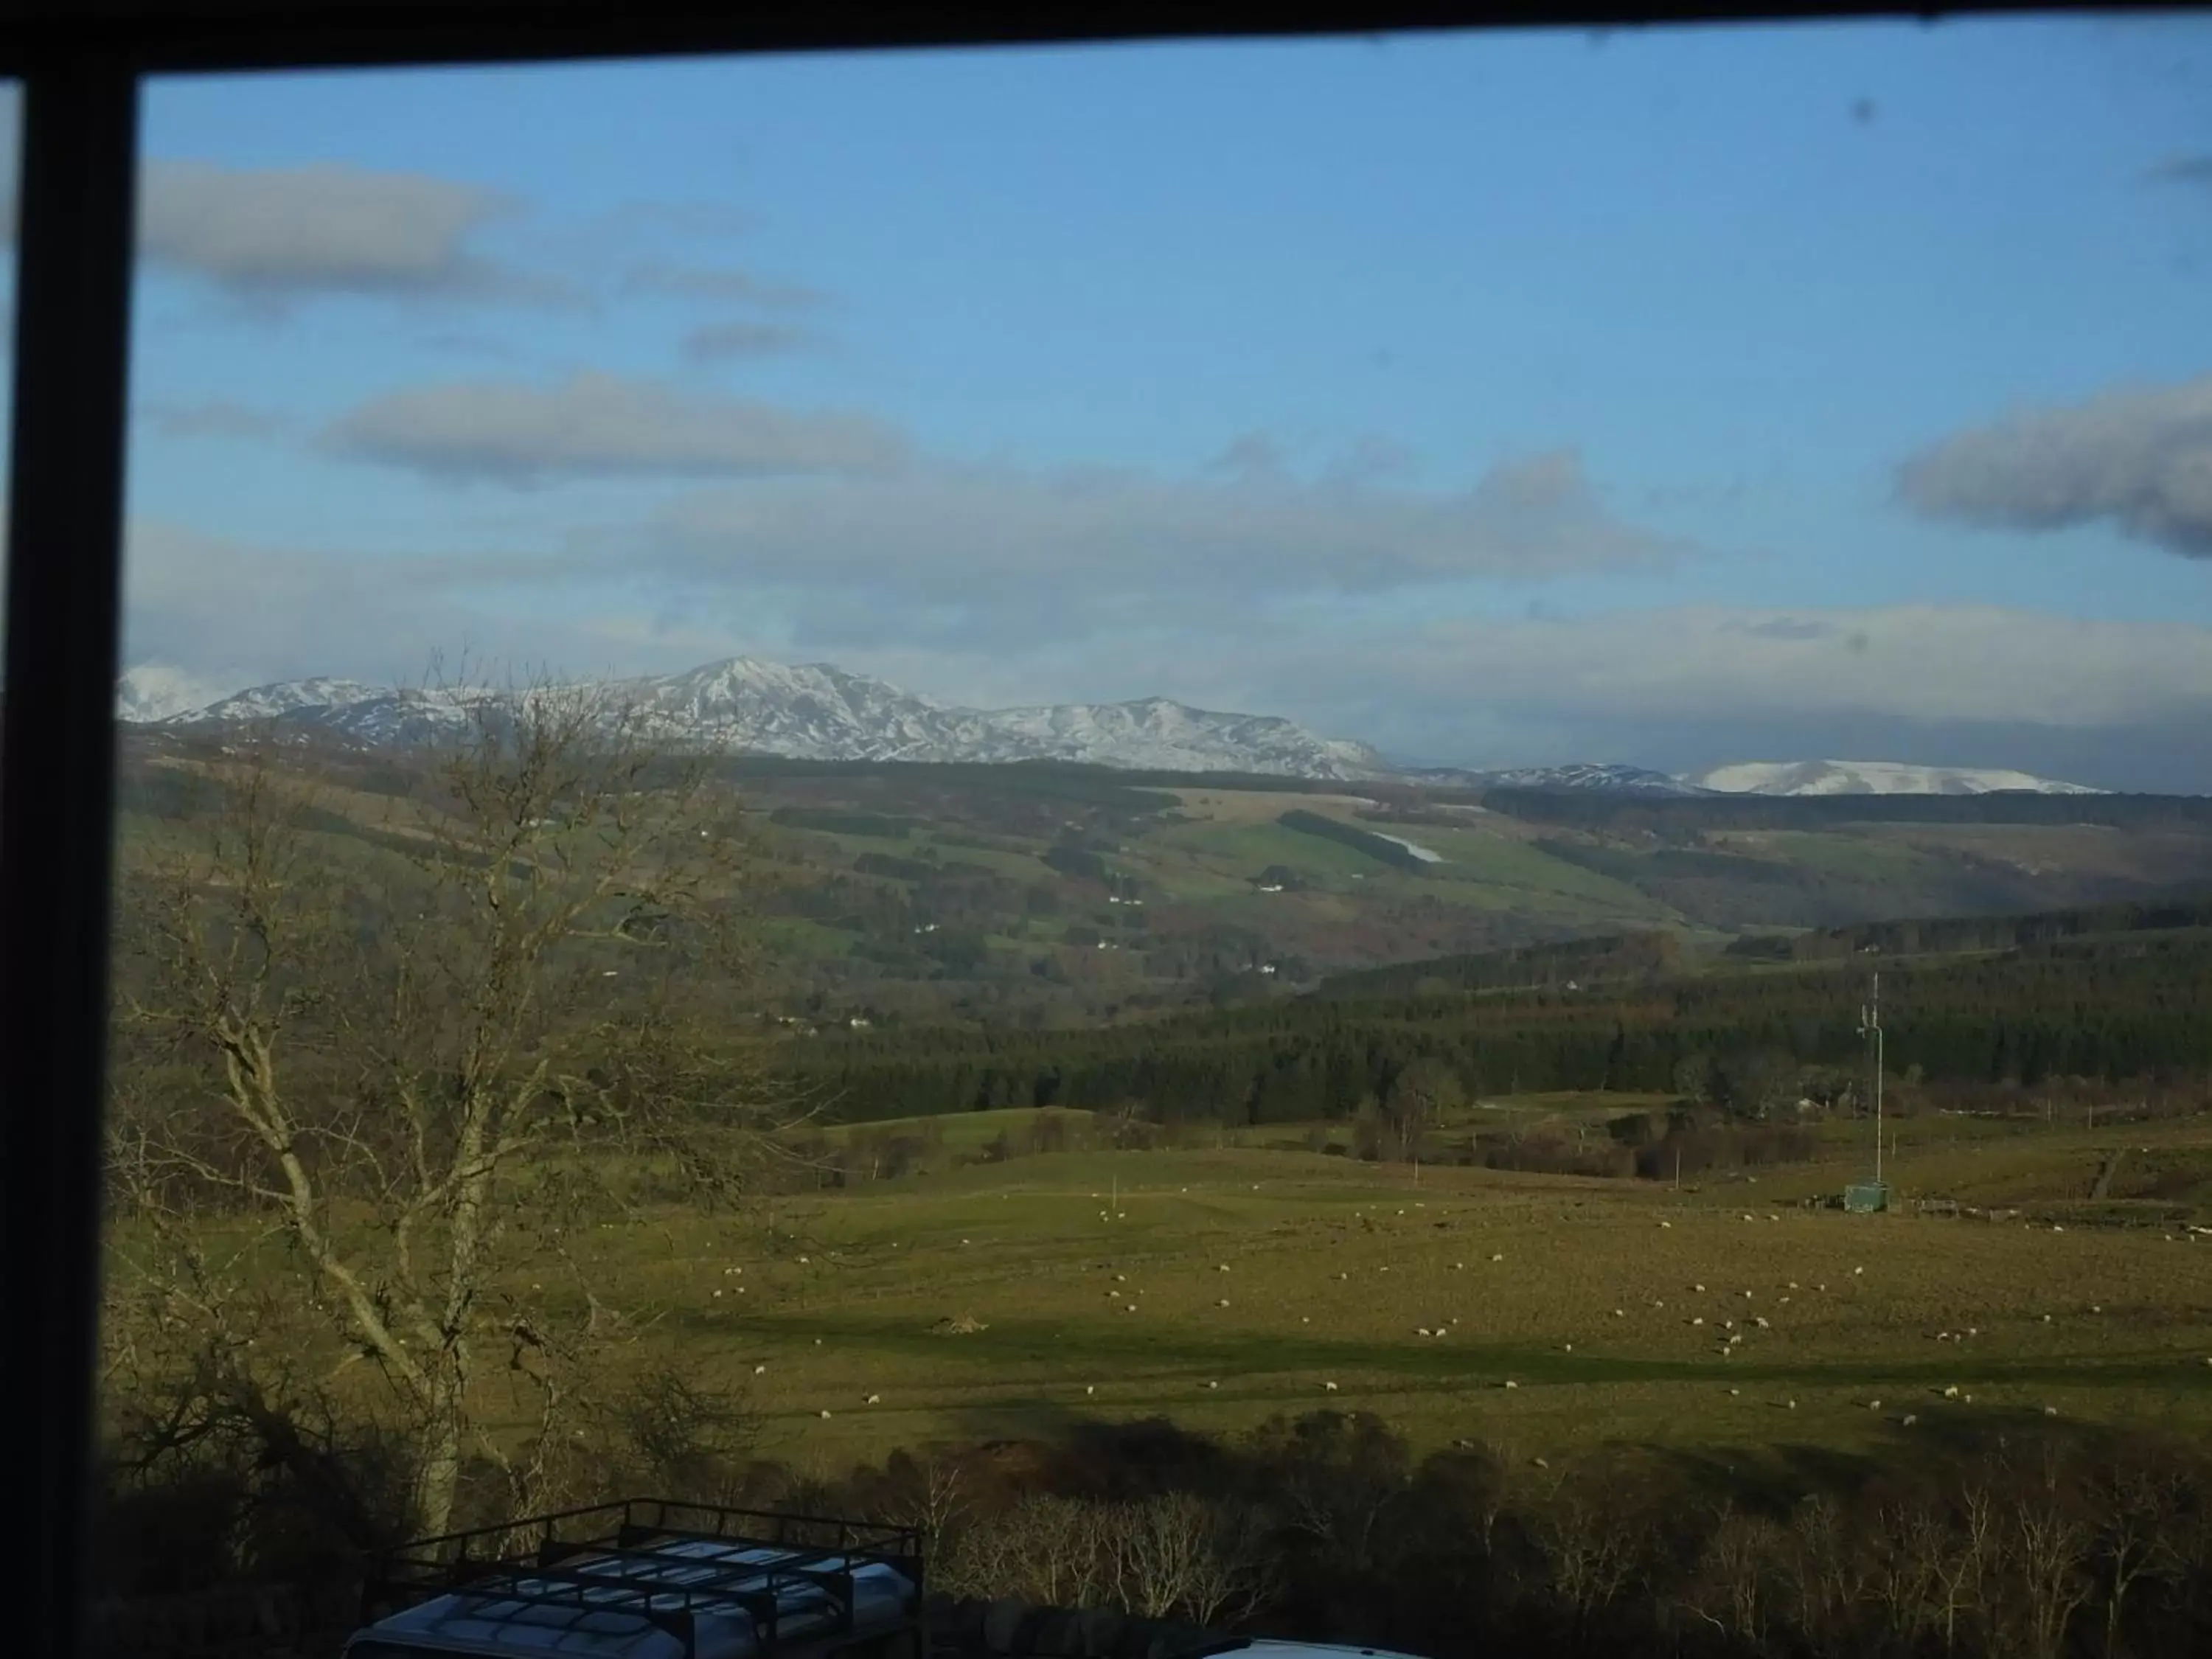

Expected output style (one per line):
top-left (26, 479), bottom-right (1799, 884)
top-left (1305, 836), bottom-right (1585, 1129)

top-left (1681, 1502), bottom-right (1785, 1652)
top-left (2007, 1452), bottom-right (2097, 1659)
top-left (106, 677), bottom-right (787, 1535)
top-left (2090, 1451), bottom-right (2186, 1659)
top-left (1927, 1481), bottom-right (2001, 1658)
top-left (1109, 1493), bottom-right (1279, 1627)
top-left (1528, 1467), bottom-right (1644, 1652)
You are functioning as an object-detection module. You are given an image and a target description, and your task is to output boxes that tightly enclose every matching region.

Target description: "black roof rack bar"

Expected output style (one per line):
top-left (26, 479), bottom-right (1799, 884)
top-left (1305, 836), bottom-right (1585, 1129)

top-left (412, 1555), bottom-right (863, 1652)
top-left (389, 1568), bottom-right (705, 1658)
top-left (389, 1498), bottom-right (919, 1565)
top-left (540, 1544), bottom-right (876, 1620)
top-left (382, 1543), bottom-right (869, 1610)
top-left (538, 1534), bottom-right (896, 1592)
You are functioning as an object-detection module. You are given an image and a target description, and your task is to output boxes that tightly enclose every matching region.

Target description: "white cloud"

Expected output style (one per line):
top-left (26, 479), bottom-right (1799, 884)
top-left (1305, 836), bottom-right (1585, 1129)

top-left (323, 372), bottom-right (909, 484)
top-left (641, 444), bottom-right (1684, 640)
top-left (135, 161), bottom-right (546, 305)
top-left (1899, 373), bottom-right (2212, 558)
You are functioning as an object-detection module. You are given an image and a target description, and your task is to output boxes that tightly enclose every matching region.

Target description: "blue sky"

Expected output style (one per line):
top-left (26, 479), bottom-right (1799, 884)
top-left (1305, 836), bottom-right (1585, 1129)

top-left (70, 15), bottom-right (2212, 784)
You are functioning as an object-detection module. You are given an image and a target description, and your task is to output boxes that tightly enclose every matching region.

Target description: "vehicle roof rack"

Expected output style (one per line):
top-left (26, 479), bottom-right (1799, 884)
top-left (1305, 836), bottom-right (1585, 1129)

top-left (360, 1498), bottom-right (925, 1659)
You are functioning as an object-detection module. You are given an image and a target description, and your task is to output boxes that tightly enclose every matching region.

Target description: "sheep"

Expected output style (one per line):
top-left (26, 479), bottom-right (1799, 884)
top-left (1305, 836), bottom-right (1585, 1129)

top-left (1324, 1381), bottom-right (1339, 1392)
top-left (1502, 1380), bottom-right (1519, 1390)
top-left (1753, 1316), bottom-right (1770, 1330)
top-left (1085, 1385), bottom-right (1095, 1396)
top-left (1728, 1388), bottom-right (1741, 1397)
top-left (754, 1364), bottom-right (768, 1375)
top-left (1107, 1290), bottom-right (1121, 1300)
top-left (1786, 1399), bottom-right (1797, 1410)
top-left (1853, 1266), bottom-right (1863, 1276)
top-left (1942, 1385), bottom-right (1959, 1399)
top-left (864, 1394), bottom-right (881, 1405)
top-left (1613, 1308), bottom-right (1626, 1318)
top-left (1416, 1327), bottom-right (1433, 1338)
top-left (2044, 1406), bottom-right (2059, 1417)
top-left (798, 1256), bottom-right (810, 1264)
top-left (1490, 1253), bottom-right (1505, 1263)
top-left (818, 1410), bottom-right (832, 1420)
top-left (1217, 1298), bottom-right (1231, 1308)
top-left (1694, 1283), bottom-right (1705, 1293)
top-left (1301, 1315), bottom-right (1311, 1324)
top-left (1205, 1380), bottom-right (1219, 1391)
top-left (1903, 1414), bottom-right (1919, 1427)
top-left (1659, 1221), bottom-right (1672, 1229)
top-left (712, 1290), bottom-right (723, 1299)
top-left (1691, 1317), bottom-right (1705, 1326)
top-left (1217, 1264), bottom-right (1231, 1273)
top-left (1868, 1399), bottom-right (1882, 1410)
top-left (1562, 1342), bottom-right (1574, 1353)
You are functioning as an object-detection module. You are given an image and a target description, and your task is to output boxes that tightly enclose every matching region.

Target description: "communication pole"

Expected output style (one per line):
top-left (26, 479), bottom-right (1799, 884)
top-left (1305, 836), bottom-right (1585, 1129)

top-left (1859, 973), bottom-right (1884, 1186)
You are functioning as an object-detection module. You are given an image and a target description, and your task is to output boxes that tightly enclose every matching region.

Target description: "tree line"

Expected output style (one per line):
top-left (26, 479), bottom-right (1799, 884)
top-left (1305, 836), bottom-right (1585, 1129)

top-left (790, 930), bottom-right (2212, 1125)
top-left (92, 1385), bottom-right (2212, 1659)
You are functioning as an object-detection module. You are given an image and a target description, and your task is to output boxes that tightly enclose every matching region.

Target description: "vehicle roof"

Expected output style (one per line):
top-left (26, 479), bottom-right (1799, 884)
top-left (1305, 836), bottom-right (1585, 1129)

top-left (347, 1536), bottom-right (916, 1659)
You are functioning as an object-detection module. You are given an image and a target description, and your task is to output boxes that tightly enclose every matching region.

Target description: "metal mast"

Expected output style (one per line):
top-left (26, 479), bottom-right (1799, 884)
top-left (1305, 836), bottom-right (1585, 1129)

top-left (1859, 972), bottom-right (1884, 1184)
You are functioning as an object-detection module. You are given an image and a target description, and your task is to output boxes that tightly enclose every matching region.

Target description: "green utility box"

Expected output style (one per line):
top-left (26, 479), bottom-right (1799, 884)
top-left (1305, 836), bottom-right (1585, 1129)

top-left (1844, 1181), bottom-right (1891, 1214)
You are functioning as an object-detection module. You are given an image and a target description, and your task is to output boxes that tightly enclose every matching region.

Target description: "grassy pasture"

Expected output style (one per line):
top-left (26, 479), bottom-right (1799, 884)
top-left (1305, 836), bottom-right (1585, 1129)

top-left (388, 1117), bottom-right (2212, 1470)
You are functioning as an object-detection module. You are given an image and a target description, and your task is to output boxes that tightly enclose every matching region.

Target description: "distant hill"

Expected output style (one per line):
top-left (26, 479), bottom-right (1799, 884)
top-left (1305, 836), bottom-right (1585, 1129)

top-left (1688, 759), bottom-right (2102, 796)
top-left (121, 656), bottom-right (1389, 780)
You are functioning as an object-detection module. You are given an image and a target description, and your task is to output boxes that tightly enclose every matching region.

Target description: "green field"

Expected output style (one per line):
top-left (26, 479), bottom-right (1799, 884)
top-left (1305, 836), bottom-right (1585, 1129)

top-left (400, 1113), bottom-right (2212, 1471)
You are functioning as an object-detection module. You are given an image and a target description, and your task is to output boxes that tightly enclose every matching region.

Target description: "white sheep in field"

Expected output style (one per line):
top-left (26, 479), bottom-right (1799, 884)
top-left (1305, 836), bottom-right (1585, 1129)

top-left (1085, 1385), bottom-right (1095, 1396)
top-left (1217, 1298), bottom-right (1231, 1308)
top-left (1753, 1317), bottom-right (1770, 1330)
top-left (1502, 1380), bottom-right (1518, 1390)
top-left (1205, 1380), bottom-right (1219, 1391)
top-left (1490, 1253), bottom-right (1505, 1263)
top-left (1903, 1414), bottom-right (1919, 1427)
top-left (818, 1410), bottom-right (832, 1420)
top-left (1323, 1381), bottom-right (1339, 1392)
top-left (754, 1364), bottom-right (768, 1376)
top-left (864, 1394), bottom-right (881, 1405)
top-left (1416, 1327), bottom-right (1432, 1338)
top-left (1942, 1385), bottom-right (1960, 1399)
top-left (1694, 1283), bottom-right (1705, 1292)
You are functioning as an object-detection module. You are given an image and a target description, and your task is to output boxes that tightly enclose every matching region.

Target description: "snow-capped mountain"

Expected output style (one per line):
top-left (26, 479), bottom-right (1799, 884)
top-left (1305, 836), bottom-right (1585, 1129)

top-left (1686, 759), bottom-right (2104, 797)
top-left (1396, 762), bottom-right (1705, 794)
top-left (1479, 763), bottom-right (1703, 796)
top-left (125, 657), bottom-right (1389, 781)
top-left (115, 664), bottom-right (244, 725)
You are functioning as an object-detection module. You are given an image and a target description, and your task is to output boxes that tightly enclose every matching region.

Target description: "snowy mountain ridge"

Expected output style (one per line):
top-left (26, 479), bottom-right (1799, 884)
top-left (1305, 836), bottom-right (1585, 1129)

top-left (122, 657), bottom-right (1390, 781)
top-left (1686, 759), bottom-right (2104, 797)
